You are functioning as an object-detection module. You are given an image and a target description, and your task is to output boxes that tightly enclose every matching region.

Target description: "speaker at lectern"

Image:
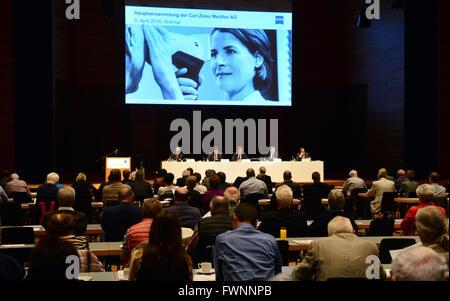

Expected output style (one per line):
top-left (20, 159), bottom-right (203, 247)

top-left (105, 157), bottom-right (131, 182)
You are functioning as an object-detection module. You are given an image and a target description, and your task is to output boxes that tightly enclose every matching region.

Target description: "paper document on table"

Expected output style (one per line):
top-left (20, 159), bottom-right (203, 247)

top-left (389, 249), bottom-right (404, 261)
top-left (292, 240), bottom-right (313, 245)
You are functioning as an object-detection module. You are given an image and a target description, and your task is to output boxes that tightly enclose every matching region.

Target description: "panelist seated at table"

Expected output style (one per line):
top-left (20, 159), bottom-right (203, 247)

top-left (168, 146), bottom-right (184, 162)
top-left (207, 146), bottom-right (223, 162)
top-left (294, 147), bottom-right (310, 161)
top-left (231, 146), bottom-right (248, 161)
top-left (263, 146), bottom-right (280, 161)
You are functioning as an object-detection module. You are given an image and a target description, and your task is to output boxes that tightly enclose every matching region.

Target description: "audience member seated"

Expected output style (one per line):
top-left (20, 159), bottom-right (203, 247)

top-left (302, 171), bottom-right (333, 199)
top-left (129, 211), bottom-right (193, 281)
top-left (176, 169), bottom-right (191, 187)
top-left (101, 187), bottom-right (143, 241)
top-left (225, 186), bottom-right (241, 217)
top-left (259, 185), bottom-right (307, 237)
top-left (342, 170), bottom-right (367, 198)
top-left (46, 212), bottom-right (89, 250)
top-left (308, 190), bottom-right (358, 237)
top-left (192, 172), bottom-right (207, 194)
top-left (214, 203), bottom-right (282, 281)
top-left (5, 173), bottom-right (31, 197)
top-left (415, 206), bottom-right (449, 263)
top-left (429, 171), bottom-right (447, 198)
top-left (398, 170), bottom-right (419, 197)
top-left (152, 169), bottom-right (167, 195)
top-left (239, 168), bottom-right (268, 200)
top-left (391, 246), bottom-right (448, 281)
top-left (187, 196), bottom-right (233, 264)
top-left (130, 170), bottom-right (153, 204)
top-left (102, 169), bottom-right (132, 206)
top-left (394, 169), bottom-right (406, 191)
top-left (400, 184), bottom-right (446, 236)
top-left (26, 237), bottom-right (79, 281)
top-left (217, 171), bottom-right (231, 192)
top-left (157, 172), bottom-right (178, 199)
top-left (122, 169), bottom-right (133, 186)
top-left (292, 216), bottom-right (385, 281)
top-left (366, 168), bottom-right (396, 214)
top-left (186, 176), bottom-right (202, 210)
top-left (71, 172), bottom-right (97, 223)
top-left (122, 198), bottom-right (162, 266)
top-left (42, 187), bottom-right (88, 237)
top-left (277, 170), bottom-right (302, 198)
top-left (165, 187), bottom-right (201, 230)
top-left (202, 175), bottom-right (224, 213)
top-left (0, 254), bottom-right (25, 281)
top-left (201, 169), bottom-right (216, 190)
top-left (33, 172), bottom-right (60, 223)
top-left (258, 166), bottom-right (274, 194)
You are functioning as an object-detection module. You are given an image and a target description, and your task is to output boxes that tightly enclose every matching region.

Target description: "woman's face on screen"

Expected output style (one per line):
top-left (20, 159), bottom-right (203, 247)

top-left (211, 31), bottom-right (257, 100)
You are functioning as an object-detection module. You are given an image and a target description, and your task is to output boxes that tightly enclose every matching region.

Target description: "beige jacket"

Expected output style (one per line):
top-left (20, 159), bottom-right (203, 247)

top-left (367, 178), bottom-right (396, 213)
top-left (292, 233), bottom-right (386, 281)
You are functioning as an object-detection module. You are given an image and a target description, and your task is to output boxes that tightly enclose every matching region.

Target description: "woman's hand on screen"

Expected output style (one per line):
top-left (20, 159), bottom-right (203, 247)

top-left (142, 25), bottom-right (184, 100)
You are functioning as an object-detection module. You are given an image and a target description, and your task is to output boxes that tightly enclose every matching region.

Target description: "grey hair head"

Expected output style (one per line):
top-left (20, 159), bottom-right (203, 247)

top-left (392, 246), bottom-right (447, 281)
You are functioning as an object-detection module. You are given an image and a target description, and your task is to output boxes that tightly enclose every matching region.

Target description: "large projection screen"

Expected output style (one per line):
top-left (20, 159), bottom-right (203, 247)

top-left (125, 5), bottom-right (292, 106)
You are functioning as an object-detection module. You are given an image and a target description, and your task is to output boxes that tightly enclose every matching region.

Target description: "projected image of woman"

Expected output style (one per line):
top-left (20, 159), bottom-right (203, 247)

top-left (210, 28), bottom-right (273, 102)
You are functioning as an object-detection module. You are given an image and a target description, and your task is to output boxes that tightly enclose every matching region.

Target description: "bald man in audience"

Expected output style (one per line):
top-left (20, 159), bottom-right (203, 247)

top-left (5, 173), bottom-right (31, 197)
top-left (259, 185), bottom-right (307, 237)
top-left (164, 187), bottom-right (201, 230)
top-left (341, 170), bottom-right (366, 198)
top-left (391, 246), bottom-right (448, 281)
top-left (101, 187), bottom-right (142, 241)
top-left (42, 187), bottom-right (88, 236)
top-left (292, 216), bottom-right (385, 281)
top-left (187, 196), bottom-right (233, 264)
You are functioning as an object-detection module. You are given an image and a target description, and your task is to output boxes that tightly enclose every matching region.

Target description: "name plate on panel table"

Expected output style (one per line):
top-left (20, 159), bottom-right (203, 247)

top-left (106, 157), bottom-right (130, 169)
top-left (185, 159), bottom-right (196, 162)
top-left (220, 159), bottom-right (229, 162)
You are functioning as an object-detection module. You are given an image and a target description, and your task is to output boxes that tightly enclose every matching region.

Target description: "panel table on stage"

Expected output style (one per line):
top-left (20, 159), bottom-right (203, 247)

top-left (161, 160), bottom-right (324, 182)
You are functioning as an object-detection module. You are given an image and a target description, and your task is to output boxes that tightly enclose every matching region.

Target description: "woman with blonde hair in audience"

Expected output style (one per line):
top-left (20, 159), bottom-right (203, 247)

top-left (72, 172), bottom-right (97, 223)
top-left (128, 210), bottom-right (193, 281)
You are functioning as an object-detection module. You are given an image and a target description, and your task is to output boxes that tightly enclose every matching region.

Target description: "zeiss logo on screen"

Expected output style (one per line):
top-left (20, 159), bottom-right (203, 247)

top-left (275, 16), bottom-right (284, 25)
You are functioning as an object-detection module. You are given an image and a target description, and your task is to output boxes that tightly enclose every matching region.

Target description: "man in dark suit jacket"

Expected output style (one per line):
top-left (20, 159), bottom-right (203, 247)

top-left (101, 187), bottom-right (142, 241)
top-left (175, 170), bottom-right (191, 187)
top-left (258, 167), bottom-right (273, 194)
top-left (168, 147), bottom-right (184, 161)
top-left (34, 173), bottom-right (60, 223)
top-left (308, 190), bottom-right (358, 237)
top-left (207, 147), bottom-right (223, 162)
top-left (259, 185), bottom-right (308, 237)
top-left (42, 187), bottom-right (87, 236)
top-left (295, 147), bottom-right (310, 161)
top-left (264, 146), bottom-right (280, 161)
top-left (231, 146), bottom-right (248, 161)
top-left (130, 170), bottom-right (153, 204)
top-left (302, 172), bottom-right (333, 198)
top-left (232, 176), bottom-right (249, 189)
top-left (164, 187), bottom-right (201, 230)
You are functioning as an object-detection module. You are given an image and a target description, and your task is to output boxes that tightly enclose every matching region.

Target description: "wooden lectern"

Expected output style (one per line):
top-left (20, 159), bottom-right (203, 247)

top-left (105, 157), bottom-right (131, 182)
